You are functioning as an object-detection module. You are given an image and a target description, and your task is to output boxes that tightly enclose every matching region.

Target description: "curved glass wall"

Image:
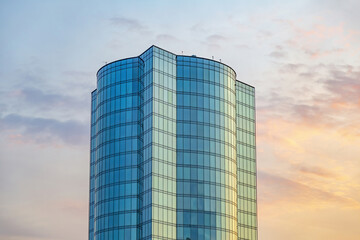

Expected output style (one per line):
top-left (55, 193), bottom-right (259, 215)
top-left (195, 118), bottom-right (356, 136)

top-left (92, 57), bottom-right (144, 240)
top-left (236, 83), bottom-right (257, 240)
top-left (176, 56), bottom-right (238, 240)
top-left (89, 46), bottom-right (257, 240)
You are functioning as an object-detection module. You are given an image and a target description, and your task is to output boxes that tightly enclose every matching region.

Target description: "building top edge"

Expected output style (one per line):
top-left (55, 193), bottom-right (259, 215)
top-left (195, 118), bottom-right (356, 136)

top-left (146, 46), bottom-right (236, 76)
top-left (96, 45), bottom-right (238, 79)
top-left (140, 45), bottom-right (174, 56)
top-left (96, 56), bottom-right (141, 77)
top-left (236, 79), bottom-right (255, 89)
top-left (177, 55), bottom-right (237, 78)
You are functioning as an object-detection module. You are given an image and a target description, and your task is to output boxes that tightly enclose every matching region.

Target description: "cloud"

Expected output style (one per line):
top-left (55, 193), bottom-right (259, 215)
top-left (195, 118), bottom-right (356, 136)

top-left (0, 114), bottom-right (88, 146)
top-left (191, 23), bottom-right (207, 33)
top-left (274, 19), bottom-right (344, 44)
top-left (259, 63), bottom-right (360, 130)
top-left (258, 171), bottom-right (360, 208)
top-left (202, 34), bottom-right (228, 51)
top-left (0, 87), bottom-right (89, 119)
top-left (0, 103), bottom-right (7, 114)
top-left (256, 92), bottom-right (296, 122)
top-left (207, 34), bottom-right (227, 42)
top-left (258, 30), bottom-right (272, 38)
top-left (273, 18), bottom-right (355, 60)
top-left (291, 104), bottom-right (325, 122)
top-left (235, 44), bottom-right (250, 49)
top-left (110, 17), bottom-right (148, 33)
top-left (323, 65), bottom-right (360, 103)
top-left (58, 199), bottom-right (87, 215)
top-left (269, 51), bottom-right (287, 58)
top-left (269, 45), bottom-right (287, 59)
top-left (155, 34), bottom-right (179, 42)
top-left (278, 63), bottom-right (306, 73)
top-left (0, 216), bottom-right (47, 240)
top-left (293, 164), bottom-right (340, 179)
top-left (0, 196), bottom-right (87, 240)
top-left (315, 0), bottom-right (360, 30)
top-left (257, 30), bottom-right (273, 41)
top-left (17, 88), bottom-right (86, 110)
top-left (62, 70), bottom-right (92, 78)
top-left (304, 48), bottom-right (344, 58)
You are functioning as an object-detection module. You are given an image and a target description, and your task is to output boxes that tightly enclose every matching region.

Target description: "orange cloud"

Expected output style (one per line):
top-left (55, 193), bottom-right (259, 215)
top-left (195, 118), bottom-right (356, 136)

top-left (294, 164), bottom-right (340, 179)
top-left (258, 171), bottom-right (360, 209)
top-left (257, 109), bottom-right (360, 220)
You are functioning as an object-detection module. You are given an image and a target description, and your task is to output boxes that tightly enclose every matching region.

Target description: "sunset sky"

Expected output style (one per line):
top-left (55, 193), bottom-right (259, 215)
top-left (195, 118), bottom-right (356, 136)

top-left (1, 0), bottom-right (359, 239)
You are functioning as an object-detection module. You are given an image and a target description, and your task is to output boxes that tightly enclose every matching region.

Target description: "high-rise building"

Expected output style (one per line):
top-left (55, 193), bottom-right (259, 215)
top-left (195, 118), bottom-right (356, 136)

top-left (89, 46), bottom-right (257, 240)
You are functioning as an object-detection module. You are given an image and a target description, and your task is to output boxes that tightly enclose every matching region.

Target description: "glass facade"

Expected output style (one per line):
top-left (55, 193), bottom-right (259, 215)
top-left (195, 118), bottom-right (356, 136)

top-left (89, 46), bottom-right (257, 240)
top-left (236, 83), bottom-right (257, 240)
top-left (176, 56), bottom-right (237, 240)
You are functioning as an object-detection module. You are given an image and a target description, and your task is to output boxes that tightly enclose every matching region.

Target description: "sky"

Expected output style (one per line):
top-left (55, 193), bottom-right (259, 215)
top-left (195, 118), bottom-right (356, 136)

top-left (0, 0), bottom-right (359, 239)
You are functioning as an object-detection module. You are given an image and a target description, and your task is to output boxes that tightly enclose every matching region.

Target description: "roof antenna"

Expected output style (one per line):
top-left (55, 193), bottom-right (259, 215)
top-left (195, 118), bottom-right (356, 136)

top-left (182, 51), bottom-right (184, 54)
top-left (212, 56), bottom-right (214, 59)
top-left (220, 59), bottom-right (222, 62)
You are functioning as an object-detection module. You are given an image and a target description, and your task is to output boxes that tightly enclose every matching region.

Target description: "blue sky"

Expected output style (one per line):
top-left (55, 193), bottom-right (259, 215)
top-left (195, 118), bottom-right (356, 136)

top-left (1, 1), bottom-right (360, 239)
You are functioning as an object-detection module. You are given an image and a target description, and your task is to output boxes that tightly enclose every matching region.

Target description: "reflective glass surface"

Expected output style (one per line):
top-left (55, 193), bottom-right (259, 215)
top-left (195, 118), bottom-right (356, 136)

top-left (236, 83), bottom-right (257, 240)
top-left (89, 46), bottom-right (257, 240)
top-left (91, 57), bottom-right (144, 240)
top-left (176, 56), bottom-right (238, 240)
